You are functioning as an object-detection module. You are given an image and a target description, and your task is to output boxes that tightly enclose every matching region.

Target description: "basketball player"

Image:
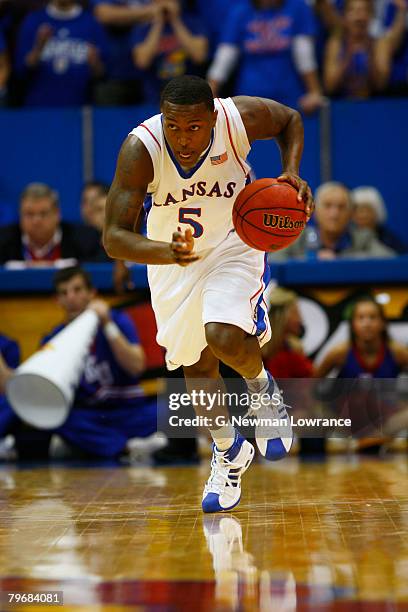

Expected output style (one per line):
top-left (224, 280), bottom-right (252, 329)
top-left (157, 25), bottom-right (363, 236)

top-left (104, 75), bottom-right (314, 513)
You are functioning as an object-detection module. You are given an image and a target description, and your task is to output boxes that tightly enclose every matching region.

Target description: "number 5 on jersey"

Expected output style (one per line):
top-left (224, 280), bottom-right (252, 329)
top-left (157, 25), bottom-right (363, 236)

top-left (178, 208), bottom-right (203, 238)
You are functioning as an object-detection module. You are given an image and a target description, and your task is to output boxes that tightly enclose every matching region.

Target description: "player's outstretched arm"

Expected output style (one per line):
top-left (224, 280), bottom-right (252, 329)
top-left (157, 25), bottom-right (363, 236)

top-left (234, 96), bottom-right (314, 218)
top-left (103, 135), bottom-right (199, 265)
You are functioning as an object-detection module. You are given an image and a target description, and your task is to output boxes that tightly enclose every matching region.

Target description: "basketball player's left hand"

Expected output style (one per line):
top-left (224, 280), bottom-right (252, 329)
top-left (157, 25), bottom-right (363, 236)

top-left (277, 173), bottom-right (314, 221)
top-left (171, 228), bottom-right (200, 266)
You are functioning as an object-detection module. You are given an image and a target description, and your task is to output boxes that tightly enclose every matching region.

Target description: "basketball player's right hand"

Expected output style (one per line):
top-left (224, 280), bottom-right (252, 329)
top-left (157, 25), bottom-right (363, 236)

top-left (170, 228), bottom-right (200, 267)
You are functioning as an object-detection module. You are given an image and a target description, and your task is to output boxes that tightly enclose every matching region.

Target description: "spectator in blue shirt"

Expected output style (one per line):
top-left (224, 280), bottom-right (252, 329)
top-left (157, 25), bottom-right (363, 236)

top-left (0, 334), bottom-right (20, 440)
top-left (41, 266), bottom-right (157, 458)
top-left (131, 0), bottom-right (209, 103)
top-left (91, 0), bottom-right (157, 105)
top-left (323, 0), bottom-right (380, 97)
top-left (15, 0), bottom-right (107, 106)
top-left (195, 0), bottom-right (244, 56)
top-left (207, 0), bottom-right (325, 113)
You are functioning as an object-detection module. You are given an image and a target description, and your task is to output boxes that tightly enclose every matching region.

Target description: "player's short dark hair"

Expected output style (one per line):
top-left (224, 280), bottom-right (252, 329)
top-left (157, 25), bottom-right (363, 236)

top-left (53, 266), bottom-right (93, 291)
top-left (160, 75), bottom-right (214, 112)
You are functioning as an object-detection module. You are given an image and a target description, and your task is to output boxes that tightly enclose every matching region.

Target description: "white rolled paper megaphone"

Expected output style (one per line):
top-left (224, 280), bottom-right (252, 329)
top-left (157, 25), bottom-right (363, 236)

top-left (6, 309), bottom-right (99, 429)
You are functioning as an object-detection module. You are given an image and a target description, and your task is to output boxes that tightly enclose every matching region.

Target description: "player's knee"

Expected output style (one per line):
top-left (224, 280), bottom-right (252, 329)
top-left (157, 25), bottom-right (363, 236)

top-left (183, 346), bottom-right (219, 378)
top-left (184, 361), bottom-right (218, 378)
top-left (205, 323), bottom-right (243, 359)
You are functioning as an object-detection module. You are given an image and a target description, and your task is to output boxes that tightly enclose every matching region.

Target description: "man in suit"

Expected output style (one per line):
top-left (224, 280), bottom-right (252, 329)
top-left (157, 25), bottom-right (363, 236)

top-left (0, 182), bottom-right (107, 265)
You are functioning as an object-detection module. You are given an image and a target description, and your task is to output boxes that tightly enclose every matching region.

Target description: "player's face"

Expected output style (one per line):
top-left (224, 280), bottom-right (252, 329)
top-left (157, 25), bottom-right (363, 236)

top-left (56, 275), bottom-right (95, 321)
top-left (353, 204), bottom-right (377, 230)
top-left (162, 101), bottom-right (218, 169)
top-left (20, 197), bottom-right (60, 246)
top-left (352, 302), bottom-right (384, 343)
top-left (316, 188), bottom-right (351, 235)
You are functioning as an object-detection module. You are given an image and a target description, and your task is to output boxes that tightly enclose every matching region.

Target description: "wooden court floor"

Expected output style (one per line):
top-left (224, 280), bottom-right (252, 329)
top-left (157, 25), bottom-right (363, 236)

top-left (0, 456), bottom-right (407, 611)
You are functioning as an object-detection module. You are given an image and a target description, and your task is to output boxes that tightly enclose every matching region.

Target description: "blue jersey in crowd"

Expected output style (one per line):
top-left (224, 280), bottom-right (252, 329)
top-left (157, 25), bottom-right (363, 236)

top-left (131, 13), bottom-right (208, 102)
top-left (91, 0), bottom-right (145, 80)
top-left (42, 310), bottom-right (146, 410)
top-left (0, 335), bottom-right (20, 371)
top-left (0, 334), bottom-right (20, 437)
top-left (338, 344), bottom-right (401, 378)
top-left (383, 1), bottom-right (408, 88)
top-left (195, 0), bottom-right (244, 53)
top-left (220, 0), bottom-right (316, 108)
top-left (15, 5), bottom-right (107, 106)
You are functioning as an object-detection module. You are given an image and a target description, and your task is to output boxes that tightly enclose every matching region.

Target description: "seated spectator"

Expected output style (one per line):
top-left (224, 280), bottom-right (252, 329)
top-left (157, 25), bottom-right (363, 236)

top-left (269, 181), bottom-right (396, 261)
top-left (0, 182), bottom-right (106, 265)
top-left (81, 181), bottom-right (109, 232)
top-left (262, 287), bottom-right (314, 377)
top-left (132, 0), bottom-right (209, 104)
top-left (0, 334), bottom-right (20, 442)
top-left (323, 0), bottom-right (381, 98)
top-left (352, 186), bottom-right (408, 254)
top-left (0, 22), bottom-right (10, 106)
top-left (207, 0), bottom-right (325, 114)
top-left (314, 296), bottom-right (408, 441)
top-left (375, 0), bottom-right (408, 95)
top-left (14, 0), bottom-right (107, 106)
top-left (91, 0), bottom-right (155, 105)
top-left (41, 265), bottom-right (156, 458)
top-left (316, 296), bottom-right (408, 377)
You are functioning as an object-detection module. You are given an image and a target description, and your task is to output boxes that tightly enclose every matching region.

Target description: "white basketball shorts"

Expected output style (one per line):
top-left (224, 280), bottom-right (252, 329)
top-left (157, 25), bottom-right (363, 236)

top-left (147, 230), bottom-right (271, 370)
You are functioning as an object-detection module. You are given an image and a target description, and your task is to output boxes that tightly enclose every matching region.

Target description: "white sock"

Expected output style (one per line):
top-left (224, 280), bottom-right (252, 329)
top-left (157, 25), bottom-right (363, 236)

top-left (209, 420), bottom-right (236, 451)
top-left (245, 365), bottom-right (269, 394)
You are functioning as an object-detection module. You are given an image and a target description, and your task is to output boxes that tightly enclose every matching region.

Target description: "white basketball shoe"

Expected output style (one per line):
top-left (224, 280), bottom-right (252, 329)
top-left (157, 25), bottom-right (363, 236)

top-left (202, 433), bottom-right (254, 513)
top-left (248, 372), bottom-right (293, 461)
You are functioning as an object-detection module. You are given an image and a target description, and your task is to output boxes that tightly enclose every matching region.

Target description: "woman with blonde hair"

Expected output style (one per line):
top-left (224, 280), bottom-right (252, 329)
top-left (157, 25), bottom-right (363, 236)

top-left (262, 287), bottom-right (314, 378)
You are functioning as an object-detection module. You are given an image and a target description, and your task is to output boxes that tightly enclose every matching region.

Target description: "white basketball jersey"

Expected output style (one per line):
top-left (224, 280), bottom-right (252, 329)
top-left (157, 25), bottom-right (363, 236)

top-left (130, 97), bottom-right (251, 252)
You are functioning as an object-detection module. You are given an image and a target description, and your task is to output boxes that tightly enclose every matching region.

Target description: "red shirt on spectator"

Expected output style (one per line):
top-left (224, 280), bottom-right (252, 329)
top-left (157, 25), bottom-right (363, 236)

top-left (264, 342), bottom-right (314, 378)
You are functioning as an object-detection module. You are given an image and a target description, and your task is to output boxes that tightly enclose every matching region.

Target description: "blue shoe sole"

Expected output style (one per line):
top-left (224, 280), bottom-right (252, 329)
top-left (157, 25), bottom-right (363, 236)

top-left (262, 437), bottom-right (293, 462)
top-left (202, 494), bottom-right (242, 514)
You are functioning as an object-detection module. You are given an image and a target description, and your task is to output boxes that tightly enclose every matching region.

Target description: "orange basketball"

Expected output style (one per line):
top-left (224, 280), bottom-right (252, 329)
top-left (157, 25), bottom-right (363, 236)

top-left (232, 178), bottom-right (307, 252)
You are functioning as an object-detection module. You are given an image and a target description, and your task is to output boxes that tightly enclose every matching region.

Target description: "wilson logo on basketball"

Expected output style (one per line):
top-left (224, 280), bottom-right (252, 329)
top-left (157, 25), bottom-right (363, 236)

top-left (263, 214), bottom-right (305, 230)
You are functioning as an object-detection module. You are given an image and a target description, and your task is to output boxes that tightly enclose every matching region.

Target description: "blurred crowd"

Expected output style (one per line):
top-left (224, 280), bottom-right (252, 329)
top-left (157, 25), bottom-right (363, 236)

top-left (0, 178), bottom-right (407, 272)
top-left (0, 0), bottom-right (407, 110)
top-left (1, 271), bottom-right (408, 462)
top-left (0, 178), bottom-right (407, 463)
